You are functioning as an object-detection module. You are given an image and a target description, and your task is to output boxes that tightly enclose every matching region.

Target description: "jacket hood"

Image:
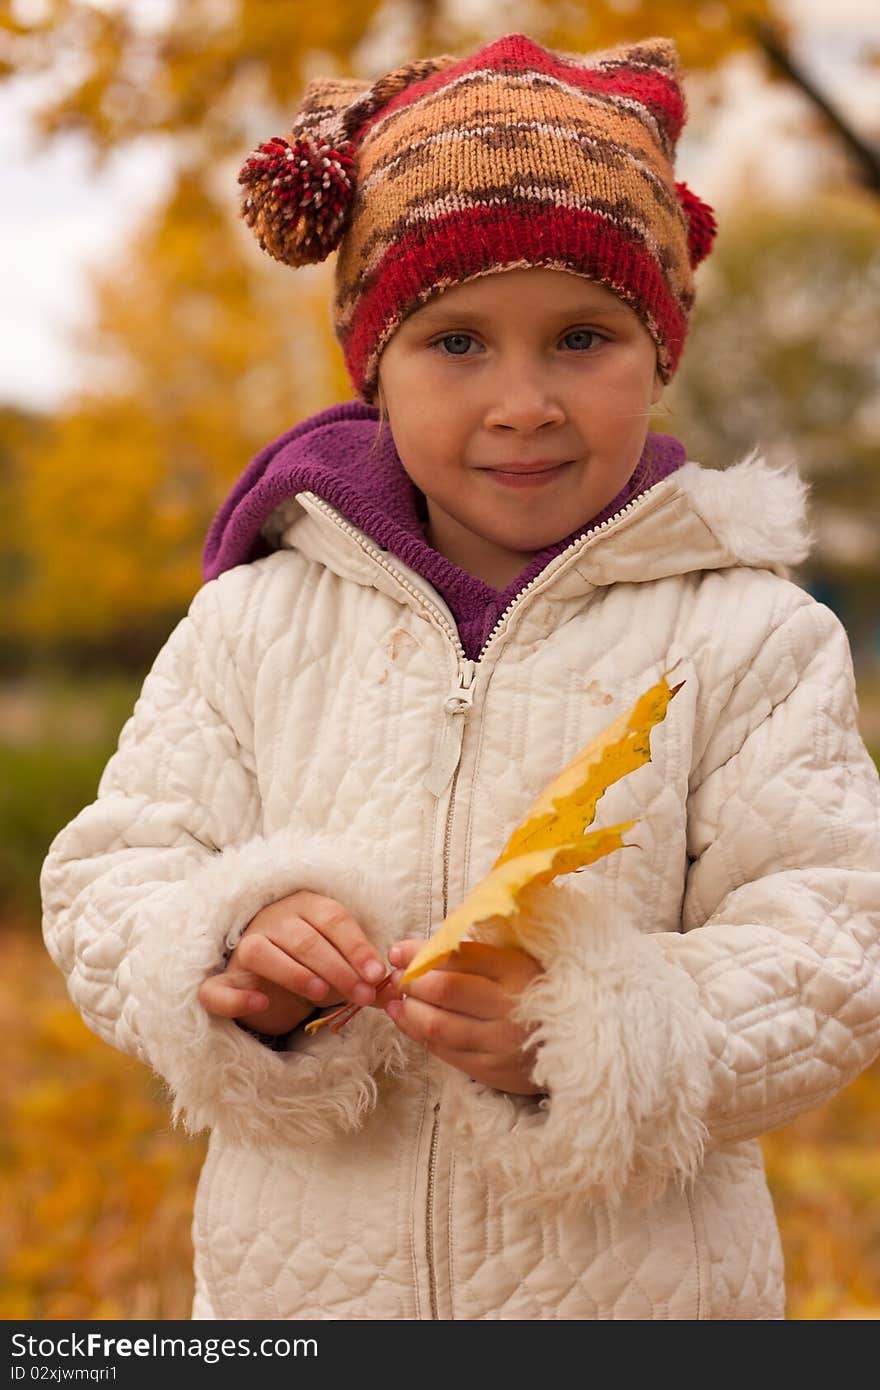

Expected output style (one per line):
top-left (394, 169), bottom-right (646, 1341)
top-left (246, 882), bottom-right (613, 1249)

top-left (571, 447), bottom-right (815, 588)
top-left (673, 450), bottom-right (814, 572)
top-left (203, 402), bottom-right (691, 581)
top-left (202, 401), bottom-right (814, 658)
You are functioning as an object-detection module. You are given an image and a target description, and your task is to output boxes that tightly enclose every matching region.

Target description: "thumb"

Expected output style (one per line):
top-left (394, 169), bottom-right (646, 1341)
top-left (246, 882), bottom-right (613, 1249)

top-left (198, 972), bottom-right (268, 1019)
top-left (387, 939), bottom-right (423, 970)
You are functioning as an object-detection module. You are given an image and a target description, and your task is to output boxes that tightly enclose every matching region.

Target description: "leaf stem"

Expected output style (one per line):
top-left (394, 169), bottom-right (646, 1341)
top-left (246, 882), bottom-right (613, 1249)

top-left (303, 972), bottom-right (396, 1036)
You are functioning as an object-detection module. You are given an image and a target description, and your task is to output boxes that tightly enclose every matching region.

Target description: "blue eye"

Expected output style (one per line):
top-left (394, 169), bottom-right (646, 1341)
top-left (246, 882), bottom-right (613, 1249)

top-left (563, 329), bottom-right (603, 351)
top-left (430, 328), bottom-right (606, 356)
top-left (434, 333), bottom-right (475, 356)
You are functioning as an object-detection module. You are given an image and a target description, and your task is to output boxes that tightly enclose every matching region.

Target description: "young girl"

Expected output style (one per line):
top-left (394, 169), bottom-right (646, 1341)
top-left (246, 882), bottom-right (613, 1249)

top-left (41, 33), bottom-right (880, 1321)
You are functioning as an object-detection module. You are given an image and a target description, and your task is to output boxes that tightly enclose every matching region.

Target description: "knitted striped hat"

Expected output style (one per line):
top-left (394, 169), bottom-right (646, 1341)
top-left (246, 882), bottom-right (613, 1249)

top-left (238, 32), bottom-right (716, 403)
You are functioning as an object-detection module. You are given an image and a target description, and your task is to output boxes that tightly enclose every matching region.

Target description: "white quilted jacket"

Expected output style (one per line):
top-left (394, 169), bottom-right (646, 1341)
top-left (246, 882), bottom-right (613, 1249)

top-left (41, 453), bottom-right (880, 1320)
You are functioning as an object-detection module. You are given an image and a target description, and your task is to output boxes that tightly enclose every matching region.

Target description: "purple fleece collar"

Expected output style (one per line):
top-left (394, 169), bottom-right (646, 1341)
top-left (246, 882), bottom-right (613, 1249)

top-left (203, 400), bottom-right (686, 659)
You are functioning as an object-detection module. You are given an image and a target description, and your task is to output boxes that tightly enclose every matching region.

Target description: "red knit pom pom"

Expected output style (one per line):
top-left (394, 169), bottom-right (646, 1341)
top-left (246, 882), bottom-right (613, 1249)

top-left (238, 132), bottom-right (356, 266)
top-left (675, 181), bottom-right (717, 268)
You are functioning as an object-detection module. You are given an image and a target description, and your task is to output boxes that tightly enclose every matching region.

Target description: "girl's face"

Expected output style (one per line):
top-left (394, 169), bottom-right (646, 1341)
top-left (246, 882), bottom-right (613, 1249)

top-left (376, 267), bottom-right (663, 590)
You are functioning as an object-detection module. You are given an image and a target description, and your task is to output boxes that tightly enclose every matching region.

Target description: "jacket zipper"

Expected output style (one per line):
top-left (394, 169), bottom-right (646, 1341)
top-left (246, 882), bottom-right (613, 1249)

top-left (301, 485), bottom-right (655, 672)
top-left (426, 1099), bottom-right (442, 1320)
top-left (421, 756), bottom-right (463, 1320)
top-left (301, 486), bottom-right (657, 796)
top-left (300, 483), bottom-right (663, 1320)
top-left (423, 660), bottom-right (477, 796)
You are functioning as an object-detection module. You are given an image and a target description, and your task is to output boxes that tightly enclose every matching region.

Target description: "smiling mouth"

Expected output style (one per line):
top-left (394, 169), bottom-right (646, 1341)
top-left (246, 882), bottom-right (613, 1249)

top-left (480, 461), bottom-right (573, 486)
top-left (482, 461), bottom-right (571, 476)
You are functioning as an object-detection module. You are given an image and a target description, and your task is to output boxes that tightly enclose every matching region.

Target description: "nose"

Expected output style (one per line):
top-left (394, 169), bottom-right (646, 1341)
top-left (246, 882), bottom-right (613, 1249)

top-left (483, 367), bottom-right (566, 431)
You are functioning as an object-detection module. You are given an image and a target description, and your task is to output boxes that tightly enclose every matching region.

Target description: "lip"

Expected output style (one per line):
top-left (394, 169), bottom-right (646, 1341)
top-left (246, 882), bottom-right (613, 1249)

top-left (480, 460), bottom-right (572, 488)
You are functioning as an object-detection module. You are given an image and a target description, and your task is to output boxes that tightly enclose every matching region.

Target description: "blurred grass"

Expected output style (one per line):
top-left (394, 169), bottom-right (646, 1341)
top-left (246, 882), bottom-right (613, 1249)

top-left (2, 670), bottom-right (879, 1319)
top-left (1, 745), bottom-right (112, 919)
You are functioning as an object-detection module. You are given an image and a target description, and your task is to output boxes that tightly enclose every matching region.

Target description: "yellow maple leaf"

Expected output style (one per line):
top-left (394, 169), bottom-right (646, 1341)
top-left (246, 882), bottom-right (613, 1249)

top-left (398, 670), bottom-right (684, 985)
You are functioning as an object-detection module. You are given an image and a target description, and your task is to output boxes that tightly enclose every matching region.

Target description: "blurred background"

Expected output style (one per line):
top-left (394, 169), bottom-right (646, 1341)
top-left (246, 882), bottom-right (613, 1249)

top-left (1, 0), bottom-right (878, 1320)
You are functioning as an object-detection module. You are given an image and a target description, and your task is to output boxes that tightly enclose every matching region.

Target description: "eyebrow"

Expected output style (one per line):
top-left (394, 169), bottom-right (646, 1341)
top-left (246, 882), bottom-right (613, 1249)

top-left (412, 301), bottom-right (632, 325)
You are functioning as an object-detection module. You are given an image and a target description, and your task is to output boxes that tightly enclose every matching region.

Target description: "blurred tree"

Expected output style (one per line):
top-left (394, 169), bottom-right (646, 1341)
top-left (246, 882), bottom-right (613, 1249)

top-left (0, 406), bottom-right (47, 659)
top-left (1, 1), bottom-right (780, 167)
top-left (9, 172), bottom-right (347, 647)
top-left (660, 190), bottom-right (880, 664)
top-left (0, 0), bottom-right (804, 651)
top-left (747, 15), bottom-right (880, 195)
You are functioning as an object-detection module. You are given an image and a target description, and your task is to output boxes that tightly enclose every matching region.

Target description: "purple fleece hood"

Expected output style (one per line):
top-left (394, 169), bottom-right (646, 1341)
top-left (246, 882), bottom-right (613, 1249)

top-left (202, 400), bottom-right (686, 660)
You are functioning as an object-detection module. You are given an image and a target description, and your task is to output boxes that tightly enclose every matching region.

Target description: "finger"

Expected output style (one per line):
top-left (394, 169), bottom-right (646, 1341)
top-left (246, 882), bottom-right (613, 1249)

top-left (236, 931), bottom-right (374, 1006)
top-left (295, 896), bottom-right (387, 985)
top-left (438, 942), bottom-right (528, 980)
top-left (270, 919), bottom-right (382, 1000)
top-left (370, 971), bottom-right (400, 1009)
top-left (390, 966), bottom-right (503, 1020)
top-left (198, 975), bottom-right (268, 1020)
top-left (387, 937), bottom-right (458, 979)
top-left (386, 995), bottom-right (504, 1054)
top-left (391, 939), bottom-right (535, 996)
top-left (388, 938), bottom-right (422, 968)
top-left (390, 938), bottom-right (524, 979)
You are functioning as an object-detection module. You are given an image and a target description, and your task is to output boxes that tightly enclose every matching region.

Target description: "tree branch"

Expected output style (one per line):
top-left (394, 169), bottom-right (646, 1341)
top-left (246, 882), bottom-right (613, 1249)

top-left (746, 17), bottom-right (880, 193)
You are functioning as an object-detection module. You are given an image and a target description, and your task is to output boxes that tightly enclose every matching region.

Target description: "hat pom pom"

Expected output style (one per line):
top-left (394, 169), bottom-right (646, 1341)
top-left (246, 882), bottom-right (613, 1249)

top-left (238, 132), bottom-right (356, 266)
top-left (675, 181), bottom-right (717, 268)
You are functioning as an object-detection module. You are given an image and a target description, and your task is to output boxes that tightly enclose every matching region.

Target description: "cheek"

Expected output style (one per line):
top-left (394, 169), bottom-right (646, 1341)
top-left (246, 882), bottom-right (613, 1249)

top-left (387, 423), bottom-right (446, 490)
top-left (386, 391), bottom-right (462, 464)
top-left (596, 361), bottom-right (657, 431)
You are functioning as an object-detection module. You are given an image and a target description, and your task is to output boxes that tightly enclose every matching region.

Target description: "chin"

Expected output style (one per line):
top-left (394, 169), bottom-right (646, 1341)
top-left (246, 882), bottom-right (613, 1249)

top-left (507, 518), bottom-right (571, 545)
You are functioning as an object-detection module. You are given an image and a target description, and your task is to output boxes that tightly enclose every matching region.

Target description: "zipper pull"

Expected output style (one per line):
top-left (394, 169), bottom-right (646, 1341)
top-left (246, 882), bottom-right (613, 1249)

top-left (422, 660), bottom-right (477, 797)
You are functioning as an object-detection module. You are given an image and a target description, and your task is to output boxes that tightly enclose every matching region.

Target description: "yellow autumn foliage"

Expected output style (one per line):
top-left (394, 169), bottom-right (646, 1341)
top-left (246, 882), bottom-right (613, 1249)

top-left (0, 931), bottom-right (204, 1321)
top-left (0, 0), bottom-right (783, 170)
top-left (8, 175), bottom-right (348, 642)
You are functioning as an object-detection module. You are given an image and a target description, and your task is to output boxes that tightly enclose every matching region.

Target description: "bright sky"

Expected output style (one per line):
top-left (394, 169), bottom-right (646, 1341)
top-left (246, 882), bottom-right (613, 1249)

top-left (1, 0), bottom-right (876, 412)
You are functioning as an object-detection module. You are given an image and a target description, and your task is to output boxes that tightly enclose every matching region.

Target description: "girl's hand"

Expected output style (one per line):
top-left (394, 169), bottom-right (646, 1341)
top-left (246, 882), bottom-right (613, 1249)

top-left (384, 940), bottom-right (545, 1095)
top-left (197, 891), bottom-right (390, 1034)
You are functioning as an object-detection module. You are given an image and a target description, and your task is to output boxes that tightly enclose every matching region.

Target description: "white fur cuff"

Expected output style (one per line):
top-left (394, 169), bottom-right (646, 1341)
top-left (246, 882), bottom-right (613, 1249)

top-left (445, 877), bottom-right (711, 1212)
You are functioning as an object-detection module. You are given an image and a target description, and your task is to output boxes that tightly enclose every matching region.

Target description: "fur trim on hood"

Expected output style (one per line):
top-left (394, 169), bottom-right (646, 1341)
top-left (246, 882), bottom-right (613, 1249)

top-left (676, 451), bottom-right (814, 574)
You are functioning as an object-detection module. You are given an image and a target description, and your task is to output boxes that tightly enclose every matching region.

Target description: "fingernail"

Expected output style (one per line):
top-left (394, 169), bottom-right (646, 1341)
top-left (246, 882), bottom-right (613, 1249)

top-left (388, 945), bottom-right (401, 965)
top-left (351, 981), bottom-right (374, 1006)
top-left (306, 977), bottom-right (328, 1001)
top-left (363, 960), bottom-right (385, 984)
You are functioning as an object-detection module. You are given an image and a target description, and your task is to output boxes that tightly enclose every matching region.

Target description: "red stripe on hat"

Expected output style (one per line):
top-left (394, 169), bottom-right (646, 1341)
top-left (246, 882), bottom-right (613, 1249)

top-left (343, 201), bottom-right (685, 384)
top-left (495, 36), bottom-right (685, 147)
top-left (356, 34), bottom-right (684, 150)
